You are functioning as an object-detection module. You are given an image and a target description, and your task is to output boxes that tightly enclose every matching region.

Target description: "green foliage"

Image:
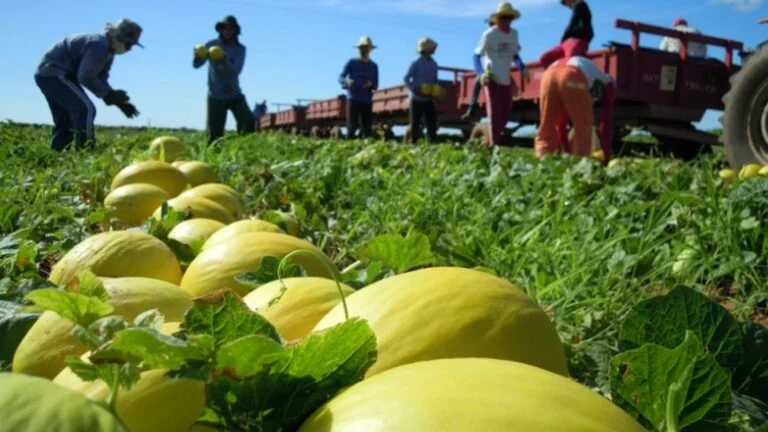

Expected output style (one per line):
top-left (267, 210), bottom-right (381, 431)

top-left (0, 123), bottom-right (766, 430)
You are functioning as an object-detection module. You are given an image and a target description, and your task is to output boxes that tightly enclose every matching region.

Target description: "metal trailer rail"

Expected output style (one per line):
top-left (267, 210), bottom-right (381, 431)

top-left (458, 19), bottom-right (744, 156)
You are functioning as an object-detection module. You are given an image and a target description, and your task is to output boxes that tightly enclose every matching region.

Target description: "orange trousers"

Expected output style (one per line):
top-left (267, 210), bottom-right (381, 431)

top-left (534, 65), bottom-right (594, 158)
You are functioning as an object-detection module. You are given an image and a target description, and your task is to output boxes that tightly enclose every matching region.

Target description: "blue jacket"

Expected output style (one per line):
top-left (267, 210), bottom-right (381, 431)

top-left (193, 38), bottom-right (246, 100)
top-left (404, 55), bottom-right (438, 102)
top-left (338, 58), bottom-right (379, 104)
top-left (35, 33), bottom-right (114, 99)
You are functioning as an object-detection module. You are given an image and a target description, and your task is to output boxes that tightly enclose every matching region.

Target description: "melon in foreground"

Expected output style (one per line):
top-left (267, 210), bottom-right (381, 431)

top-left (0, 372), bottom-right (127, 432)
top-left (178, 161), bottom-right (218, 187)
top-left (298, 358), bottom-right (646, 432)
top-left (53, 323), bottom-right (205, 432)
top-left (168, 218), bottom-right (226, 246)
top-left (104, 183), bottom-right (170, 226)
top-left (48, 230), bottom-right (183, 286)
top-left (13, 277), bottom-right (192, 379)
top-left (110, 161), bottom-right (189, 198)
top-left (243, 277), bottom-right (355, 342)
top-left (181, 232), bottom-right (340, 297)
top-left (148, 136), bottom-right (187, 162)
top-left (178, 183), bottom-right (244, 219)
top-left (203, 219), bottom-right (284, 250)
top-left (313, 267), bottom-right (568, 378)
top-left (151, 196), bottom-right (235, 225)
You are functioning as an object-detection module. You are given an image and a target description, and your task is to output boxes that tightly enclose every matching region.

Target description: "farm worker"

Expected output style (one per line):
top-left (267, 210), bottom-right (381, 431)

top-left (539, 0), bottom-right (593, 68)
top-left (252, 100), bottom-right (267, 130)
top-left (33, 19), bottom-right (142, 151)
top-left (404, 37), bottom-right (439, 143)
top-left (534, 56), bottom-right (617, 163)
top-left (193, 15), bottom-right (255, 144)
top-left (659, 19), bottom-right (708, 58)
top-left (461, 14), bottom-right (496, 121)
top-left (339, 36), bottom-right (380, 140)
top-left (473, 2), bottom-right (531, 147)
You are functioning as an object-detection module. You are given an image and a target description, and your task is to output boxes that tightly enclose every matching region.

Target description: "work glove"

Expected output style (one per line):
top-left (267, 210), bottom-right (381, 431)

top-left (343, 78), bottom-right (354, 89)
top-left (103, 90), bottom-right (129, 106)
top-left (116, 102), bottom-right (139, 119)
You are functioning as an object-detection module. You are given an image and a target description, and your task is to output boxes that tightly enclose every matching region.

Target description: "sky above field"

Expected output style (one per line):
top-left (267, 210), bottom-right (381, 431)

top-left (1, 0), bottom-right (766, 132)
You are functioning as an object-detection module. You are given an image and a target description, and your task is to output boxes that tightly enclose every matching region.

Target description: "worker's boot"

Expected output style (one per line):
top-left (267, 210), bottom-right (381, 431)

top-left (461, 104), bottom-right (479, 121)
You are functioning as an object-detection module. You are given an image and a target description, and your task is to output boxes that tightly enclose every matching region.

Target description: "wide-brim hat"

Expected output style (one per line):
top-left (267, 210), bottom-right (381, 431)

top-left (417, 37), bottom-right (438, 53)
top-left (673, 18), bottom-right (688, 27)
top-left (106, 18), bottom-right (144, 48)
top-left (356, 36), bottom-right (377, 49)
top-left (491, 2), bottom-right (521, 20)
top-left (215, 15), bottom-right (241, 35)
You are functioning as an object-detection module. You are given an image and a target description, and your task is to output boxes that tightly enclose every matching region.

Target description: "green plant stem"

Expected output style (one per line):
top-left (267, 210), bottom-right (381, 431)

top-left (665, 382), bottom-right (681, 432)
top-left (278, 250), bottom-right (349, 320)
top-left (107, 371), bottom-right (120, 414)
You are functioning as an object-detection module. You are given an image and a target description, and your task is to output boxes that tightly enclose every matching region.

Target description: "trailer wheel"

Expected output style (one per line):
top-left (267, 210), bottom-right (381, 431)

top-left (721, 43), bottom-right (768, 168)
top-left (403, 126), bottom-right (413, 144)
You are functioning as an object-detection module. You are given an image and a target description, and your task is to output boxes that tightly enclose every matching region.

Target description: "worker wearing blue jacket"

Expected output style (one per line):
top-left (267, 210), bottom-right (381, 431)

top-left (34, 19), bottom-right (142, 151)
top-left (338, 36), bottom-right (379, 140)
top-left (404, 37), bottom-right (439, 143)
top-left (193, 15), bottom-right (254, 143)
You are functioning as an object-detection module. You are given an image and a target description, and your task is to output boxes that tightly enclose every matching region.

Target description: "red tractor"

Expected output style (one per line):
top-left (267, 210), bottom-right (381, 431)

top-left (720, 18), bottom-right (768, 168)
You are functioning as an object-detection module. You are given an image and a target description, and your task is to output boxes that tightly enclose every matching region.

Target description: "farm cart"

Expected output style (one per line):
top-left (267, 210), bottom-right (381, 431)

top-left (371, 66), bottom-right (474, 142)
top-left (720, 18), bottom-right (768, 168)
top-left (458, 19), bottom-right (743, 159)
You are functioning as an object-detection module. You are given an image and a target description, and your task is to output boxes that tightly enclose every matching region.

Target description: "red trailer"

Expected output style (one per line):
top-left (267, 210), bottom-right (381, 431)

top-left (458, 19), bottom-right (744, 157)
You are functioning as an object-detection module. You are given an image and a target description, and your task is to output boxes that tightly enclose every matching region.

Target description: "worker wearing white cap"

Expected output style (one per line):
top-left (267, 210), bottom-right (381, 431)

top-left (34, 19), bottom-right (143, 151)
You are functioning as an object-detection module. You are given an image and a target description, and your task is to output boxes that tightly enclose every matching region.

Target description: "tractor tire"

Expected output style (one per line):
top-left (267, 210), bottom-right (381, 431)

top-left (721, 43), bottom-right (768, 168)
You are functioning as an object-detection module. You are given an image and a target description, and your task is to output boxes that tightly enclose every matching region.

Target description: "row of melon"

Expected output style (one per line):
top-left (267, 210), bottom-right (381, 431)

top-left (11, 267), bottom-right (646, 432)
top-left (720, 163), bottom-right (768, 183)
top-left (8, 136), bottom-right (646, 431)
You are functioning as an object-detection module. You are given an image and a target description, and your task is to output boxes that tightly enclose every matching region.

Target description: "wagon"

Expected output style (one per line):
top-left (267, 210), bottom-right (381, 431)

top-left (458, 19), bottom-right (744, 158)
top-left (262, 67), bottom-right (474, 141)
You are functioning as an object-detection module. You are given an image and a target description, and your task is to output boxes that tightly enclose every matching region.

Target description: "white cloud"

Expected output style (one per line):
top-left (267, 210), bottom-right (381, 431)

top-left (710, 0), bottom-right (764, 12)
top-left (312, 0), bottom-right (557, 18)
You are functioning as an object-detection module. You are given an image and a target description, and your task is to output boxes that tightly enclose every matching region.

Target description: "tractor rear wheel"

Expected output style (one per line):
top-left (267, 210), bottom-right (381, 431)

top-left (721, 43), bottom-right (768, 168)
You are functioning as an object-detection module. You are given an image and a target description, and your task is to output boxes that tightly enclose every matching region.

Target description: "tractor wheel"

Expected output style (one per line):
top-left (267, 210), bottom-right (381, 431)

top-left (721, 43), bottom-right (768, 168)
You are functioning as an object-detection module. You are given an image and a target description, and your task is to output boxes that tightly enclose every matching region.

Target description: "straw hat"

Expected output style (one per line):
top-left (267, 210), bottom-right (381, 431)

top-left (356, 36), bottom-right (377, 49)
top-left (417, 37), bottom-right (438, 53)
top-left (490, 2), bottom-right (521, 20)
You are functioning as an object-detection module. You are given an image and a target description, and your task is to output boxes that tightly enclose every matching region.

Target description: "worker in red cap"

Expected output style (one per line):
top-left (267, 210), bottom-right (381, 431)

top-left (539, 0), bottom-right (593, 68)
top-left (660, 18), bottom-right (707, 58)
top-left (535, 56), bottom-right (616, 163)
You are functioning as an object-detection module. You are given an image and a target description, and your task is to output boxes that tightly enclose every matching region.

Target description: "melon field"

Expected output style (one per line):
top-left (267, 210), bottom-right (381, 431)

top-left (0, 121), bottom-right (767, 431)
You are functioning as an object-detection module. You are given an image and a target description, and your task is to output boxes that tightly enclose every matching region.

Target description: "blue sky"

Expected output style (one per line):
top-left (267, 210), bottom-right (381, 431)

top-left (1, 0), bottom-right (765, 132)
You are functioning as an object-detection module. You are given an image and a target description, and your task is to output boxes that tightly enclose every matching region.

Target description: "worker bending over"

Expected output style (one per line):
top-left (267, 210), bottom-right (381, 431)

top-left (535, 56), bottom-right (616, 163)
top-left (473, 2), bottom-right (530, 147)
top-left (339, 37), bottom-right (380, 140)
top-left (539, 0), bottom-right (593, 67)
top-left (659, 18), bottom-right (707, 58)
top-left (34, 19), bottom-right (142, 151)
top-left (404, 38), bottom-right (440, 143)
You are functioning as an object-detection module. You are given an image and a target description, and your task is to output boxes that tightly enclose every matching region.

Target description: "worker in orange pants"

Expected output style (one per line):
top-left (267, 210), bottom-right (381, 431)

top-left (535, 56), bottom-right (616, 163)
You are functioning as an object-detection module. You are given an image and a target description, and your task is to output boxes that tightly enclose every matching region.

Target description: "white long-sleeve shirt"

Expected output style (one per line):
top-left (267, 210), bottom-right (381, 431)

top-left (550, 56), bottom-right (614, 88)
top-left (659, 25), bottom-right (708, 58)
